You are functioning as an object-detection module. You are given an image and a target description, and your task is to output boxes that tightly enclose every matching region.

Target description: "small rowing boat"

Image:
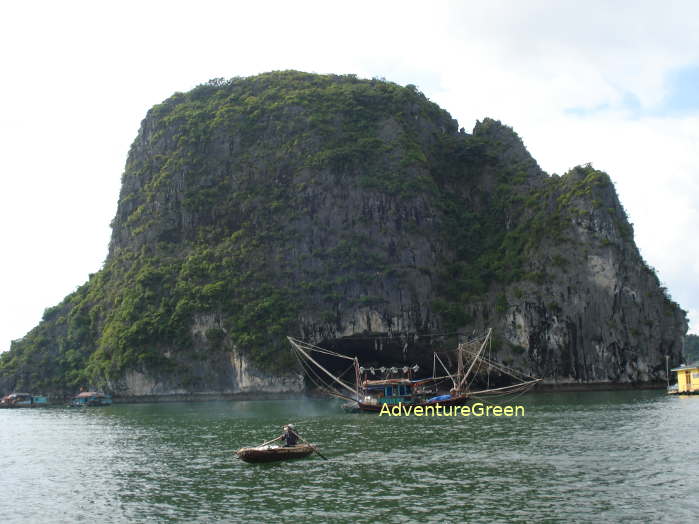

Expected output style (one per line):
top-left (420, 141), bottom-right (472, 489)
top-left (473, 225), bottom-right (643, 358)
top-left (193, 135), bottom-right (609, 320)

top-left (235, 444), bottom-right (316, 463)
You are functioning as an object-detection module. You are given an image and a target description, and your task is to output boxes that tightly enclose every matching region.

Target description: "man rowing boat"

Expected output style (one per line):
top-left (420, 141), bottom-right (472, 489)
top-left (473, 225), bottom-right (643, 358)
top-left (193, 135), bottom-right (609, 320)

top-left (235, 424), bottom-right (327, 462)
top-left (280, 424), bottom-right (298, 447)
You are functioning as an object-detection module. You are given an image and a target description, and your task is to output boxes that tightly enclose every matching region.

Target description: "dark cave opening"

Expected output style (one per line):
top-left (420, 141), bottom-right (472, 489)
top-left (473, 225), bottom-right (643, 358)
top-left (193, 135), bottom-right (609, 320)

top-left (318, 334), bottom-right (454, 378)
top-left (298, 333), bottom-right (517, 390)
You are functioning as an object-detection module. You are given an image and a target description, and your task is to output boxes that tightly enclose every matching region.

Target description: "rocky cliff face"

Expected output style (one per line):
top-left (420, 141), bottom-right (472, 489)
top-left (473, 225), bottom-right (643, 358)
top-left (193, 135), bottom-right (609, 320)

top-left (0, 71), bottom-right (686, 397)
top-left (113, 314), bottom-right (303, 396)
top-left (481, 167), bottom-right (685, 384)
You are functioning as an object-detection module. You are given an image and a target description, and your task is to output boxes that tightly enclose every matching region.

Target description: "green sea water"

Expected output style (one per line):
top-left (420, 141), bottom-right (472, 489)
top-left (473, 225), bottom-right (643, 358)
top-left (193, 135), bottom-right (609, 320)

top-left (1, 390), bottom-right (697, 523)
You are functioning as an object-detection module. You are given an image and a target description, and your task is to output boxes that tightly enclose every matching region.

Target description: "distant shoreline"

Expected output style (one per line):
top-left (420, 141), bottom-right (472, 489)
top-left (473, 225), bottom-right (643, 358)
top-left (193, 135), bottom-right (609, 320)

top-left (107, 382), bottom-right (667, 403)
top-left (533, 381), bottom-right (667, 392)
top-left (23, 382), bottom-right (668, 405)
top-left (109, 391), bottom-right (304, 404)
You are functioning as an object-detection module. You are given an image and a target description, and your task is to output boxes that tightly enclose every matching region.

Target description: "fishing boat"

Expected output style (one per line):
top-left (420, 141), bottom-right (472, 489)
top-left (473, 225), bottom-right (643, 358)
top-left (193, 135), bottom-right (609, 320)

top-left (235, 444), bottom-right (316, 463)
top-left (0, 393), bottom-right (48, 408)
top-left (288, 328), bottom-right (541, 413)
top-left (69, 391), bottom-right (112, 407)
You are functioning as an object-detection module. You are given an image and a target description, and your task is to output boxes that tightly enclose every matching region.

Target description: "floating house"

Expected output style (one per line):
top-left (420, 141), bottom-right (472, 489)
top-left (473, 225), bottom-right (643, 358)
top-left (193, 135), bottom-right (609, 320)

top-left (669, 364), bottom-right (699, 394)
top-left (70, 391), bottom-right (112, 407)
top-left (0, 393), bottom-right (48, 408)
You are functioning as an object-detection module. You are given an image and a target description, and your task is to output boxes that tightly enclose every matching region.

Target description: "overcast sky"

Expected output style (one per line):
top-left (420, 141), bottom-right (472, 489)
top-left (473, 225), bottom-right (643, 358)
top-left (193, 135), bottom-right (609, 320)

top-left (1, 0), bottom-right (698, 354)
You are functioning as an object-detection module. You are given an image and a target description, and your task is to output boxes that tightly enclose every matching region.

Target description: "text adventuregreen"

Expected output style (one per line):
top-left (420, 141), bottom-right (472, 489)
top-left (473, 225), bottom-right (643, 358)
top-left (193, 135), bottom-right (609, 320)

top-left (378, 402), bottom-right (525, 417)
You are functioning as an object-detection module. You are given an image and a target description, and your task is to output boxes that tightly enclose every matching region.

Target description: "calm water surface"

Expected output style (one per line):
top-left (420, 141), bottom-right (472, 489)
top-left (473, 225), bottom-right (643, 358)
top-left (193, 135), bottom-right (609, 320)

top-left (1, 390), bottom-right (697, 523)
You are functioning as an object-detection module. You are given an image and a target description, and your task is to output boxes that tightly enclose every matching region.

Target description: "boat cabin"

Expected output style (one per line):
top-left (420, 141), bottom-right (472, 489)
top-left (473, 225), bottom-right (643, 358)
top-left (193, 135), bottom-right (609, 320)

top-left (360, 378), bottom-right (438, 406)
top-left (670, 364), bottom-right (699, 394)
top-left (362, 379), bottom-right (414, 406)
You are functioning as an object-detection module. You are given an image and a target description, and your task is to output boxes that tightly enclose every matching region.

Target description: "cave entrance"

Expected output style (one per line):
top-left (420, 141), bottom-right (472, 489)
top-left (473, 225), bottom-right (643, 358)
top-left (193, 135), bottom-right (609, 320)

top-left (308, 333), bottom-right (460, 382)
top-left (297, 332), bottom-right (519, 391)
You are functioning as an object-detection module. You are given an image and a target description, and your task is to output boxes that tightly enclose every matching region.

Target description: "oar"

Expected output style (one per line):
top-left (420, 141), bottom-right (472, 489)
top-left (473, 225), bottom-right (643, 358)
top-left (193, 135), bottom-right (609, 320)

top-left (232, 435), bottom-right (281, 453)
top-left (253, 436), bottom-right (282, 448)
top-left (292, 430), bottom-right (328, 461)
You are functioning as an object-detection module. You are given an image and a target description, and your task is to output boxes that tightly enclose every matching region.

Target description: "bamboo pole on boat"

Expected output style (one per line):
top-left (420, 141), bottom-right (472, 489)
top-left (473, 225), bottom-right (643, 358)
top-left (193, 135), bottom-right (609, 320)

top-left (233, 435), bottom-right (282, 455)
top-left (354, 357), bottom-right (360, 402)
top-left (287, 337), bottom-right (355, 360)
top-left (457, 343), bottom-right (464, 386)
top-left (458, 328), bottom-right (492, 391)
top-left (288, 337), bottom-right (358, 397)
top-left (256, 436), bottom-right (283, 447)
top-left (434, 352), bottom-right (456, 388)
top-left (470, 378), bottom-right (541, 395)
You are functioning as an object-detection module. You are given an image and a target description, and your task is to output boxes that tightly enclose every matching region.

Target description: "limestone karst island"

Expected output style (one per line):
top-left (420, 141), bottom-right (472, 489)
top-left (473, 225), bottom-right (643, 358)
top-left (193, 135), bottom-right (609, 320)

top-left (0, 71), bottom-right (687, 400)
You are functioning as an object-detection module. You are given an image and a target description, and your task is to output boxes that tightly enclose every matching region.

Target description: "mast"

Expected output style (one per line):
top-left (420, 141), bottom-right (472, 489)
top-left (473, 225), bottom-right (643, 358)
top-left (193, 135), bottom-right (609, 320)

top-left (354, 357), bottom-right (360, 401)
top-left (456, 342), bottom-right (464, 389)
top-left (458, 328), bottom-right (492, 391)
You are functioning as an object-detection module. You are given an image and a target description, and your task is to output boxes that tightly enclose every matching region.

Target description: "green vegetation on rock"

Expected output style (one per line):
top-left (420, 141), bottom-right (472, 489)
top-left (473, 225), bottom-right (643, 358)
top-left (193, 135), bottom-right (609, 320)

top-left (685, 334), bottom-right (699, 363)
top-left (0, 71), bottom-right (687, 395)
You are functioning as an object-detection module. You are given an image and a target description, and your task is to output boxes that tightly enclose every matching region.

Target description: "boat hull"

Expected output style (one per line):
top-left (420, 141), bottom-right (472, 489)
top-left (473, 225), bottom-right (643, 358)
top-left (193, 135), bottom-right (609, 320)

top-left (236, 444), bottom-right (316, 463)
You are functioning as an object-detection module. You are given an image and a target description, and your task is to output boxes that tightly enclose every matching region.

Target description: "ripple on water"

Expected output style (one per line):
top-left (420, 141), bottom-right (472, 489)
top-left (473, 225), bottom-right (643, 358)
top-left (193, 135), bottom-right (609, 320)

top-left (1, 392), bottom-right (697, 522)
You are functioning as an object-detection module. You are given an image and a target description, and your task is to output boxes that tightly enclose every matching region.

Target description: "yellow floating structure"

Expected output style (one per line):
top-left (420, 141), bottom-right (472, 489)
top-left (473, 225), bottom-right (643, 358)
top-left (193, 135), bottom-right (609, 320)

top-left (668, 364), bottom-right (699, 394)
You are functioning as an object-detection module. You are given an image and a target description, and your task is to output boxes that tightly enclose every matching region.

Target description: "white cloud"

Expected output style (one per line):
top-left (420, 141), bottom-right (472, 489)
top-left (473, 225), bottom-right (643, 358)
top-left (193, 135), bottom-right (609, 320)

top-left (1, 0), bottom-right (698, 354)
